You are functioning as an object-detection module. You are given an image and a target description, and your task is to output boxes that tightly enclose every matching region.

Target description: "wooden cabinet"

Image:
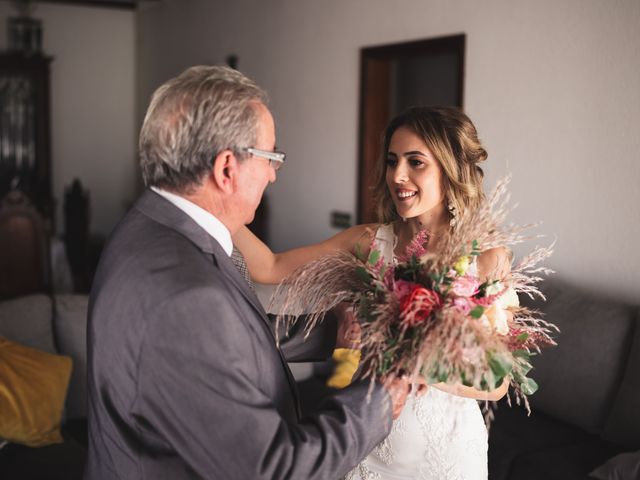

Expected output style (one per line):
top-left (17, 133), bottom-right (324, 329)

top-left (0, 52), bottom-right (53, 226)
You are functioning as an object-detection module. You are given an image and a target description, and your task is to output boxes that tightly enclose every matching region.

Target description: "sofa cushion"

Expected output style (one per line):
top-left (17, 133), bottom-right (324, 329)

top-left (489, 402), bottom-right (593, 480)
top-left (508, 439), bottom-right (624, 480)
top-left (603, 313), bottom-right (640, 449)
top-left (54, 295), bottom-right (88, 419)
top-left (0, 294), bottom-right (55, 354)
top-left (590, 450), bottom-right (640, 480)
top-left (523, 279), bottom-right (636, 433)
top-left (0, 427), bottom-right (86, 480)
top-left (0, 337), bottom-right (72, 447)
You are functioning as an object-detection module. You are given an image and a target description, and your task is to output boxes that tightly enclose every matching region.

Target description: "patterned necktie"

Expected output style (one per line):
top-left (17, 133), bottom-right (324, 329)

top-left (230, 246), bottom-right (254, 290)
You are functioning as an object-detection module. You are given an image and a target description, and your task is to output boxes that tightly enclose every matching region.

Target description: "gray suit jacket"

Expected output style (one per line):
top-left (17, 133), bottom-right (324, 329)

top-left (85, 190), bottom-right (391, 479)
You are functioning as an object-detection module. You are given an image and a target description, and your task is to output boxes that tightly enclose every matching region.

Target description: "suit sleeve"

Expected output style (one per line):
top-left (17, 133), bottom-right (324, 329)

top-left (134, 286), bottom-right (391, 480)
top-left (274, 311), bottom-right (338, 362)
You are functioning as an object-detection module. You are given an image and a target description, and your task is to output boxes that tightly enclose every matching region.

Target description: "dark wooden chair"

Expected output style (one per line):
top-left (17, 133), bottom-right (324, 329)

top-left (63, 179), bottom-right (90, 293)
top-left (0, 189), bottom-right (51, 300)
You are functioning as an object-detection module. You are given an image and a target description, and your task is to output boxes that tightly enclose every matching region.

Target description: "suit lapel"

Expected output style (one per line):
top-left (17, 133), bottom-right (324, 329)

top-left (135, 189), bottom-right (302, 419)
top-left (216, 253), bottom-right (302, 419)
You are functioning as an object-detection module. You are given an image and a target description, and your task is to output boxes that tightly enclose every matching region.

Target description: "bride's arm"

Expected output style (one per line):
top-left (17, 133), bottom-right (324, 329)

top-left (433, 246), bottom-right (514, 401)
top-left (232, 224), bottom-right (377, 284)
top-left (431, 380), bottom-right (509, 401)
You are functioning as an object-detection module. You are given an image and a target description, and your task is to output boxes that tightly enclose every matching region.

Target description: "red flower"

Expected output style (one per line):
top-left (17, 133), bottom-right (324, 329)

top-left (399, 287), bottom-right (442, 327)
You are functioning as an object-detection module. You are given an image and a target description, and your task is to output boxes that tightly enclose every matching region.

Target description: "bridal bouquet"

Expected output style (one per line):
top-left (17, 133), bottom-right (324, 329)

top-left (273, 178), bottom-right (557, 411)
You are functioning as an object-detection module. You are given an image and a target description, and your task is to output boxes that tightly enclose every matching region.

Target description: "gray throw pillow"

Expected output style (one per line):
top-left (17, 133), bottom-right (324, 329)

top-left (0, 294), bottom-right (55, 354)
top-left (54, 294), bottom-right (89, 419)
top-left (590, 450), bottom-right (640, 480)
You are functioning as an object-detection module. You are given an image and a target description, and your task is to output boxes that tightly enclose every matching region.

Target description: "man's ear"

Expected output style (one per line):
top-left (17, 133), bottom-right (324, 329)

top-left (211, 149), bottom-right (239, 194)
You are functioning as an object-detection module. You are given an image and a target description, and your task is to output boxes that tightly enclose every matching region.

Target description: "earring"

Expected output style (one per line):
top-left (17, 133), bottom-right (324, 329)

top-left (448, 201), bottom-right (457, 227)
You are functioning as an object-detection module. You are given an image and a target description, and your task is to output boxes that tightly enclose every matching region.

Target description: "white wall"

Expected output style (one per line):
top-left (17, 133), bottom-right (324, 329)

top-left (138, 0), bottom-right (640, 302)
top-left (0, 2), bottom-right (136, 236)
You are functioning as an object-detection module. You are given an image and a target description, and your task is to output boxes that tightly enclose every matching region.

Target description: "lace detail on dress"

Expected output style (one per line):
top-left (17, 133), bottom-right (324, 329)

top-left (345, 389), bottom-right (487, 479)
top-left (413, 388), bottom-right (486, 480)
top-left (373, 417), bottom-right (408, 465)
top-left (344, 462), bottom-right (382, 480)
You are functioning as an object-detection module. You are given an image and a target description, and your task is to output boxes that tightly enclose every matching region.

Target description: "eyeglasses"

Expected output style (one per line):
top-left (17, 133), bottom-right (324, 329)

top-left (244, 147), bottom-right (286, 171)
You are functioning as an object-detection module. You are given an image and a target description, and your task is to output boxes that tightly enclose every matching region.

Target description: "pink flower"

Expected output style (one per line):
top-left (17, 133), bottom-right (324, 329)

top-left (451, 275), bottom-right (480, 297)
top-left (382, 265), bottom-right (396, 290)
top-left (393, 279), bottom-right (419, 300)
top-left (473, 296), bottom-right (495, 307)
top-left (396, 229), bottom-right (430, 262)
top-left (451, 297), bottom-right (472, 314)
top-left (399, 287), bottom-right (442, 328)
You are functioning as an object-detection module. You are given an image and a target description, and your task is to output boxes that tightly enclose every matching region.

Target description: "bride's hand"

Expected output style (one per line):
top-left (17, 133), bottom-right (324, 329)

top-left (411, 379), bottom-right (429, 397)
top-left (334, 304), bottom-right (361, 349)
top-left (398, 374), bottom-right (429, 397)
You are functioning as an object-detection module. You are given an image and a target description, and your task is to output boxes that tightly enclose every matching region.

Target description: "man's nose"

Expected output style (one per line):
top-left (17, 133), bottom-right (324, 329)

top-left (269, 167), bottom-right (277, 183)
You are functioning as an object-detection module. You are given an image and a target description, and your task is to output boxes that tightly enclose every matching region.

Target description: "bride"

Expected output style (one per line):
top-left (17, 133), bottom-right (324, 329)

top-left (234, 106), bottom-right (510, 479)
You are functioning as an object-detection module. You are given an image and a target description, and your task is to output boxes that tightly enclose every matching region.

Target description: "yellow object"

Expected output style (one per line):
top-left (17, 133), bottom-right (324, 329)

top-left (0, 337), bottom-right (72, 447)
top-left (326, 348), bottom-right (361, 389)
top-left (453, 256), bottom-right (470, 276)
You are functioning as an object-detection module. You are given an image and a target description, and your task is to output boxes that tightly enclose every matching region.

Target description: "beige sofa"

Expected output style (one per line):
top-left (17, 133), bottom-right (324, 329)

top-left (0, 293), bottom-right (89, 480)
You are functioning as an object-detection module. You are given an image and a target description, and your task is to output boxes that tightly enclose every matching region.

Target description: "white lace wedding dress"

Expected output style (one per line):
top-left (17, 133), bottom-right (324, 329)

top-left (345, 224), bottom-right (488, 480)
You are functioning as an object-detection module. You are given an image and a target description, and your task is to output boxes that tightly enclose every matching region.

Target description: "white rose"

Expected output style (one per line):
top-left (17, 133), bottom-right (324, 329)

top-left (485, 305), bottom-right (510, 335)
top-left (479, 314), bottom-right (491, 332)
top-left (496, 286), bottom-right (519, 309)
top-left (485, 281), bottom-right (503, 296)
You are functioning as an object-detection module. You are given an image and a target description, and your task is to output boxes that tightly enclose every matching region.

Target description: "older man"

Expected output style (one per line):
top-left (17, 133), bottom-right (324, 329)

top-left (85, 66), bottom-right (405, 479)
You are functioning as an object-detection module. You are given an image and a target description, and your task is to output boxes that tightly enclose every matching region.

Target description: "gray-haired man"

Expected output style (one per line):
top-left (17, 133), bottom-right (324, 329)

top-left (85, 65), bottom-right (405, 479)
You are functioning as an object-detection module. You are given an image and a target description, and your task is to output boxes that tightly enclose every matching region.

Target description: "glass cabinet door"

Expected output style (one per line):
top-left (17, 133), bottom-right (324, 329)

top-left (0, 53), bottom-right (52, 225)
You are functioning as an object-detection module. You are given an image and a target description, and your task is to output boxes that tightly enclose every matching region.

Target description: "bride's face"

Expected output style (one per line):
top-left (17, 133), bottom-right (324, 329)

top-left (385, 127), bottom-right (446, 220)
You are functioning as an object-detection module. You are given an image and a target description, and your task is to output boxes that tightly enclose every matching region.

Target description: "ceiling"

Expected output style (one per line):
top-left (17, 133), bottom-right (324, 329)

top-left (4, 0), bottom-right (155, 10)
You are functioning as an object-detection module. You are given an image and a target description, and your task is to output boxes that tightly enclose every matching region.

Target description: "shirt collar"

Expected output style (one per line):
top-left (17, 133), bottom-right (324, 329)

top-left (150, 186), bottom-right (233, 257)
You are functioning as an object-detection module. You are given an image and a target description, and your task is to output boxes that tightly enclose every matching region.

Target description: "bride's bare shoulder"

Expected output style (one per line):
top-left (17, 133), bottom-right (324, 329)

top-left (477, 246), bottom-right (512, 280)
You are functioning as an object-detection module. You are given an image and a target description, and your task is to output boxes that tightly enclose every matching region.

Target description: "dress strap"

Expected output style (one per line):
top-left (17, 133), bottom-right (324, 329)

top-left (467, 255), bottom-right (479, 277)
top-left (374, 223), bottom-right (397, 266)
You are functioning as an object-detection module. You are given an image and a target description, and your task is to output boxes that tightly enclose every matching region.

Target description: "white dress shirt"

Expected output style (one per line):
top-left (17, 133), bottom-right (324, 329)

top-left (150, 186), bottom-right (233, 257)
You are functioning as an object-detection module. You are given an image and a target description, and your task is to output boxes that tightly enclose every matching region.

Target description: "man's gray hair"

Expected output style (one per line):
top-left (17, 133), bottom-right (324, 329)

top-left (139, 65), bottom-right (268, 192)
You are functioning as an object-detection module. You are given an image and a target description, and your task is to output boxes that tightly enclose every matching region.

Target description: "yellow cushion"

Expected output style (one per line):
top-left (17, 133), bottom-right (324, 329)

top-left (326, 348), bottom-right (362, 389)
top-left (0, 336), bottom-right (72, 447)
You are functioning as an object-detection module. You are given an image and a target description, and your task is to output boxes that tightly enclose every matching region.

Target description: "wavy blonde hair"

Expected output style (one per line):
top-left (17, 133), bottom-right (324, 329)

top-left (373, 106), bottom-right (487, 223)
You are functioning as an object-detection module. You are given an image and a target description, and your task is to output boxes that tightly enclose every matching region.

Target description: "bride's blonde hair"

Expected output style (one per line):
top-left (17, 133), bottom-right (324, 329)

top-left (373, 106), bottom-right (487, 224)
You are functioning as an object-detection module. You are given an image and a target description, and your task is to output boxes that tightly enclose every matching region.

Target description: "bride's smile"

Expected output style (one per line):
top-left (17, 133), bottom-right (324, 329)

top-left (385, 126), bottom-right (448, 230)
top-left (395, 188), bottom-right (417, 200)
